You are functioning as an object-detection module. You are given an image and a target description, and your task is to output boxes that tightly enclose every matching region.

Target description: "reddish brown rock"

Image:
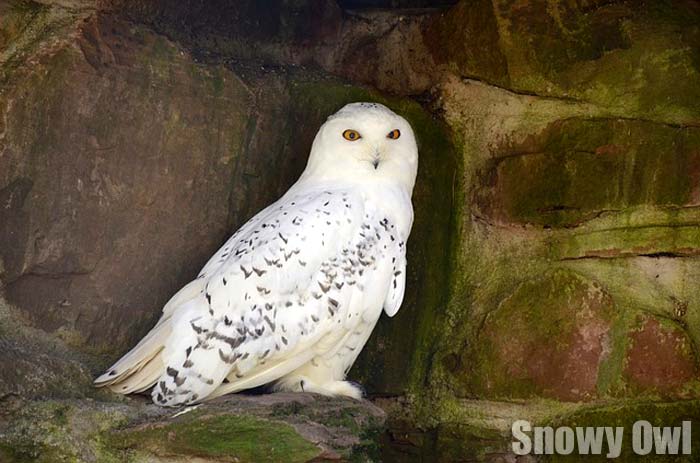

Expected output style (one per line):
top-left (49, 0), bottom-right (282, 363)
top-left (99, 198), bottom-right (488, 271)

top-left (0, 11), bottom-right (289, 354)
top-left (422, 0), bottom-right (509, 87)
top-left (624, 315), bottom-right (698, 397)
top-left (470, 269), bottom-right (615, 401)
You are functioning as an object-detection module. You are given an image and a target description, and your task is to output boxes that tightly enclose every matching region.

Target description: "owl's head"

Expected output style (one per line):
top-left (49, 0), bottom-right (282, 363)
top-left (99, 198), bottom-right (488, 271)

top-left (301, 102), bottom-right (418, 193)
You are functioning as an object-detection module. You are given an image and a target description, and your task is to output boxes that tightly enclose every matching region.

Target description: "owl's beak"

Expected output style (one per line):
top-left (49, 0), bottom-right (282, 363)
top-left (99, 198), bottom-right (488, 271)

top-left (371, 148), bottom-right (381, 170)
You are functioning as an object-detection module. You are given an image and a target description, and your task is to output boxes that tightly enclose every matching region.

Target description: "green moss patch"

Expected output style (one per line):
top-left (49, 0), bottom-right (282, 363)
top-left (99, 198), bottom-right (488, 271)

top-left (486, 118), bottom-right (700, 228)
top-left (493, 0), bottom-right (700, 126)
top-left (107, 413), bottom-right (320, 462)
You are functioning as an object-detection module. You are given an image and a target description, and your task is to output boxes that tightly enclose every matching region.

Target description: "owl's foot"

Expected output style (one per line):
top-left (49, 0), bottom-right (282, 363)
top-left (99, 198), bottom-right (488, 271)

top-left (314, 380), bottom-right (364, 399)
top-left (276, 377), bottom-right (365, 399)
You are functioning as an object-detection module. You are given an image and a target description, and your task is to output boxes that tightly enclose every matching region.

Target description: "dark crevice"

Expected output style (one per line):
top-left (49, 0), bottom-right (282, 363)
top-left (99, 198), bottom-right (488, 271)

top-left (638, 252), bottom-right (692, 259)
top-left (536, 205), bottom-right (580, 213)
top-left (559, 251), bottom-right (700, 261)
top-left (338, 0), bottom-right (457, 9)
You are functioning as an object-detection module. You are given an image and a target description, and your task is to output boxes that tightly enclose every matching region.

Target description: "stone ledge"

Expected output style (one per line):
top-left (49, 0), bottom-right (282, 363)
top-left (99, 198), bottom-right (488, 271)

top-left (0, 393), bottom-right (386, 462)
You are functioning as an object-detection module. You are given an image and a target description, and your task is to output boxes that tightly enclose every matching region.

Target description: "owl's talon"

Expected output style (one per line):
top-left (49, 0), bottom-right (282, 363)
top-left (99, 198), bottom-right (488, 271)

top-left (347, 381), bottom-right (366, 398)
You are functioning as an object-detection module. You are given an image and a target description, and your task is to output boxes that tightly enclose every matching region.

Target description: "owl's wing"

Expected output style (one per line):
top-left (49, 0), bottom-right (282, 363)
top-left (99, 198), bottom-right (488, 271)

top-left (158, 188), bottom-right (404, 405)
top-left (98, 187), bottom-right (401, 405)
top-left (383, 245), bottom-right (407, 317)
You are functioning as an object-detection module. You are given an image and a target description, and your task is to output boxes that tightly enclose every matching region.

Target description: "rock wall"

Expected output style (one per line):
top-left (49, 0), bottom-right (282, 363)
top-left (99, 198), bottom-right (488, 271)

top-left (1, 0), bottom-right (700, 461)
top-left (427, 0), bottom-right (700, 406)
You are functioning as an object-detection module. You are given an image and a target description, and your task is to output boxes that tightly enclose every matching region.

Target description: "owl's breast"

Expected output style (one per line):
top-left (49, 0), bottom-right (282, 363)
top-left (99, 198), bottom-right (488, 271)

top-left (360, 183), bottom-right (414, 240)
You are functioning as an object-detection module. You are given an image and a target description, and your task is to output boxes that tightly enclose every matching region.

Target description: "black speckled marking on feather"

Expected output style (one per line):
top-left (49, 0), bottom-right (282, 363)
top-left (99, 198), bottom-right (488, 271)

top-left (240, 265), bottom-right (253, 278)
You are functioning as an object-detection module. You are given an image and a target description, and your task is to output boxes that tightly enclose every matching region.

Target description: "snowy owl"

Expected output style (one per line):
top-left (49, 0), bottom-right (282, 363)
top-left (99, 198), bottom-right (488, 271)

top-left (95, 102), bottom-right (418, 406)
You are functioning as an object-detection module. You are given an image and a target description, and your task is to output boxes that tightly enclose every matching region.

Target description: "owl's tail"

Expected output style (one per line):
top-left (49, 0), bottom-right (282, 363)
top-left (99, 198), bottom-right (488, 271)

top-left (93, 319), bottom-right (170, 394)
top-left (94, 279), bottom-right (203, 394)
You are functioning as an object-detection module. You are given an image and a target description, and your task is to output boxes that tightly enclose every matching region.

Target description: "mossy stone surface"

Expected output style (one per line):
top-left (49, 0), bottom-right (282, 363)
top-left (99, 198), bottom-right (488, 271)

top-left (468, 269), bottom-right (616, 401)
top-left (481, 119), bottom-right (700, 228)
top-left (545, 400), bottom-right (700, 463)
top-left (623, 314), bottom-right (699, 398)
top-left (0, 394), bottom-right (385, 463)
top-left (492, 0), bottom-right (700, 126)
top-left (432, 0), bottom-right (700, 417)
top-left (384, 398), bottom-right (700, 462)
top-left (110, 414), bottom-right (321, 462)
top-left (0, 298), bottom-right (98, 400)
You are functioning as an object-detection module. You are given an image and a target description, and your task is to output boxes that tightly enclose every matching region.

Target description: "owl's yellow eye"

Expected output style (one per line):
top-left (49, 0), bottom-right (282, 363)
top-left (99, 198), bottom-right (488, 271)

top-left (387, 129), bottom-right (401, 140)
top-left (342, 129), bottom-right (361, 141)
